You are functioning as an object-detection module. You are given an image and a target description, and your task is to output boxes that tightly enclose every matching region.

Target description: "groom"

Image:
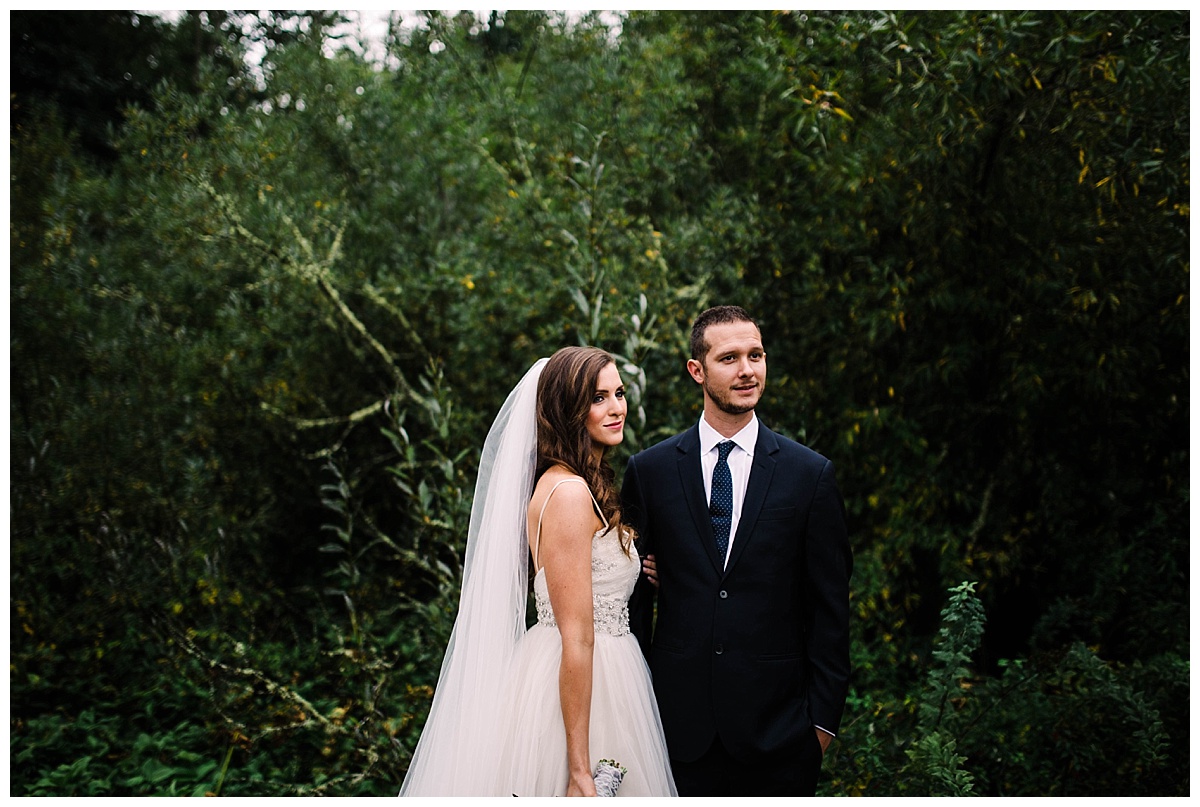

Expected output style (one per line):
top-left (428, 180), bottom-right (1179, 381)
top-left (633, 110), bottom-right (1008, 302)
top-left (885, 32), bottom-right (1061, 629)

top-left (622, 305), bottom-right (852, 796)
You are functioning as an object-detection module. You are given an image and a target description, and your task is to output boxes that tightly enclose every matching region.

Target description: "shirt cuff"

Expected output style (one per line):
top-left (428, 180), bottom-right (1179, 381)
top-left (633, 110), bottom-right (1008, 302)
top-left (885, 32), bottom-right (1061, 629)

top-left (814, 725), bottom-right (835, 738)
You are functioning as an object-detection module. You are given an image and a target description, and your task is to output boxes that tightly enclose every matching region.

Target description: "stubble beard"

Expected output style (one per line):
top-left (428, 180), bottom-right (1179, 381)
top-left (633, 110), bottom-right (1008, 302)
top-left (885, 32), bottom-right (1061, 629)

top-left (704, 377), bottom-right (764, 416)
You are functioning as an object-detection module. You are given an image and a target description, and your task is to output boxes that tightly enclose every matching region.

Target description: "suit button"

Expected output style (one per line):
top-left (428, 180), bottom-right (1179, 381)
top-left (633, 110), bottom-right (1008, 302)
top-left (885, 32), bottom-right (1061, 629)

top-left (719, 590), bottom-right (728, 599)
top-left (715, 644), bottom-right (724, 655)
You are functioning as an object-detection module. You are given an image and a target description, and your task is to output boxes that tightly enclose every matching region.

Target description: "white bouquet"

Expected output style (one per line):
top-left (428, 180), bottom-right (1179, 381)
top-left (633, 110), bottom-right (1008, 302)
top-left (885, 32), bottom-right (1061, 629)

top-left (593, 759), bottom-right (627, 797)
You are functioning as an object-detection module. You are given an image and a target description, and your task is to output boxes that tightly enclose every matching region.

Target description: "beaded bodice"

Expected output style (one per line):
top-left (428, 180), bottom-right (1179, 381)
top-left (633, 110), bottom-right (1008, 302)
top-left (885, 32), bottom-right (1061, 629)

top-left (533, 527), bottom-right (638, 637)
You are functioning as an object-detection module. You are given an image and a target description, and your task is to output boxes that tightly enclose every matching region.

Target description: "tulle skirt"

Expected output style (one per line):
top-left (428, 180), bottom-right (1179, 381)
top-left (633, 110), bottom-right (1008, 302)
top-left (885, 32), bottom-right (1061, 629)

top-left (495, 623), bottom-right (677, 797)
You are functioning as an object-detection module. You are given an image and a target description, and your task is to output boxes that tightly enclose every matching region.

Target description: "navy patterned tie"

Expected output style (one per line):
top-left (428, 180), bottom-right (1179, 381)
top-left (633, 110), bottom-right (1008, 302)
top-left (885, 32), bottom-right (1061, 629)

top-left (710, 440), bottom-right (735, 562)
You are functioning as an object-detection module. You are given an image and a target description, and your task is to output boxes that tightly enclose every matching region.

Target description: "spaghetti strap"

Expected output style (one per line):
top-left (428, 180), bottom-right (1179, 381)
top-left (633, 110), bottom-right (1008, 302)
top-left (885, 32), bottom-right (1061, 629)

top-left (533, 477), bottom-right (607, 570)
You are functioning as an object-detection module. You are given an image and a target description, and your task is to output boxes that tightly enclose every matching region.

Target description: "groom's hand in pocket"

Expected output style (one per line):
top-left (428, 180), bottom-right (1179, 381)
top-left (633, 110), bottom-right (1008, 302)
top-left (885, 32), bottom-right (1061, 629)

top-left (815, 728), bottom-right (832, 756)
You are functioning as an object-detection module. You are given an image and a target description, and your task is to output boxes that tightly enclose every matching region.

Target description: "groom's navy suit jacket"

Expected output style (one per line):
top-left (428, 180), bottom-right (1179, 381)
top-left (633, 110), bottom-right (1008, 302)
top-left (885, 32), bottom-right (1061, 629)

top-left (623, 420), bottom-right (852, 763)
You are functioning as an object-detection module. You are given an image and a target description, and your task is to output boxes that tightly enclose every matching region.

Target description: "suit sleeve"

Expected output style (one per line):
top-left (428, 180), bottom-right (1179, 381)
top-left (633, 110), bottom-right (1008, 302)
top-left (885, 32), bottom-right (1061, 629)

top-left (621, 454), bottom-right (656, 660)
top-left (804, 458), bottom-right (853, 736)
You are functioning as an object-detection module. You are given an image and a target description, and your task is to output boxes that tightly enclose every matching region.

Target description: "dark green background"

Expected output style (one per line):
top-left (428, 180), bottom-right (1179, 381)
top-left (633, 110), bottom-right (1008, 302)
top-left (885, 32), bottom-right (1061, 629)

top-left (10, 10), bottom-right (1188, 795)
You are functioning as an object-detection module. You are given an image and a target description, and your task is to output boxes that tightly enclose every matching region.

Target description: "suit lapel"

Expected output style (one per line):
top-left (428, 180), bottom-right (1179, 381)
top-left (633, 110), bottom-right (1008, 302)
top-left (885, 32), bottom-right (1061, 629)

top-left (724, 422), bottom-right (779, 576)
top-left (676, 426), bottom-right (725, 574)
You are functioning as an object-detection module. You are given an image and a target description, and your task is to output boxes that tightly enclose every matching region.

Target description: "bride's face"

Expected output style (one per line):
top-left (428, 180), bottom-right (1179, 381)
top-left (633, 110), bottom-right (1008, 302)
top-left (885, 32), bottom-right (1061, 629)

top-left (585, 362), bottom-right (627, 454)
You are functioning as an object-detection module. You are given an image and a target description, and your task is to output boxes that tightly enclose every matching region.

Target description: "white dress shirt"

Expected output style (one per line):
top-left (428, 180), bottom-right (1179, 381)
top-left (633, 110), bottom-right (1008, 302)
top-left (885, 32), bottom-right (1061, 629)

top-left (699, 414), bottom-right (759, 569)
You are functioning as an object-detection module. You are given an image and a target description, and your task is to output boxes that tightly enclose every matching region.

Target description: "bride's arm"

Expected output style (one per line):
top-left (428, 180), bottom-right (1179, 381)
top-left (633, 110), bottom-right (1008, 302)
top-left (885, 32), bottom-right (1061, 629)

top-left (539, 481), bottom-right (599, 797)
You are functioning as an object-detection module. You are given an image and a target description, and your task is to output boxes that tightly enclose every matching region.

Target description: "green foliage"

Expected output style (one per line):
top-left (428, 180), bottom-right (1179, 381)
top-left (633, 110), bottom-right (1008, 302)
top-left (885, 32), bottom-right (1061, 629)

top-left (957, 644), bottom-right (1183, 796)
top-left (903, 581), bottom-right (984, 795)
top-left (905, 733), bottom-right (976, 797)
top-left (10, 10), bottom-right (1187, 797)
top-left (919, 582), bottom-right (987, 733)
top-left (832, 583), bottom-right (1186, 796)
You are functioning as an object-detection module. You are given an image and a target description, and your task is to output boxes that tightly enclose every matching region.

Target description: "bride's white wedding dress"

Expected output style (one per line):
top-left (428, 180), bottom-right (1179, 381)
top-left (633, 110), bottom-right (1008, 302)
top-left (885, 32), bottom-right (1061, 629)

top-left (398, 359), bottom-right (675, 797)
top-left (495, 477), bottom-right (676, 796)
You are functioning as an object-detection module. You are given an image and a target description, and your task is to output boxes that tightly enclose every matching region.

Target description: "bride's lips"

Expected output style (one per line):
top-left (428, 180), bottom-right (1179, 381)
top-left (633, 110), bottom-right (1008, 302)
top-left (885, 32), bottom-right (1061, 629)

top-left (604, 421), bottom-right (624, 430)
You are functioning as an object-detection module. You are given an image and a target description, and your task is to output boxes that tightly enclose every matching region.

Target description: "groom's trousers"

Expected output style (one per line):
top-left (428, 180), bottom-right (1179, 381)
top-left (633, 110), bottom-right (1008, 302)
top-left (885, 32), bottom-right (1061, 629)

top-left (669, 731), bottom-right (823, 796)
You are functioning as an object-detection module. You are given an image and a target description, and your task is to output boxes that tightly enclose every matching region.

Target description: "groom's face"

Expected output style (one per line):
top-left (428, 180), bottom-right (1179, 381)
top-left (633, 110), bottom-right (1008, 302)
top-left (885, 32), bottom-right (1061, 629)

top-left (688, 320), bottom-right (767, 416)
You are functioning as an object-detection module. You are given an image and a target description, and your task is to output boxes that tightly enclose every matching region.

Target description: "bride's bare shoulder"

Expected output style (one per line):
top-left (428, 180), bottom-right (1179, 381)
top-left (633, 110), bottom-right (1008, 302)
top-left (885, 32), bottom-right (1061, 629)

top-left (532, 465), bottom-right (584, 493)
top-left (529, 467), bottom-right (590, 514)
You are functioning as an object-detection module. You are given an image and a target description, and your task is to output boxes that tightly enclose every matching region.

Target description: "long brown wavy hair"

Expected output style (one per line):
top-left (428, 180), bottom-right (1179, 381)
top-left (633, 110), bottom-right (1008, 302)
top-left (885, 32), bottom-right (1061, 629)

top-left (535, 346), bottom-right (633, 554)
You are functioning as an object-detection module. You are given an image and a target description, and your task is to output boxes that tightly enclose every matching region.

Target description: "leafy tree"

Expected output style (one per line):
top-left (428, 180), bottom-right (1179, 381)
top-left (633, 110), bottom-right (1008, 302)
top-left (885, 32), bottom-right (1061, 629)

top-left (9, 9), bottom-right (1188, 797)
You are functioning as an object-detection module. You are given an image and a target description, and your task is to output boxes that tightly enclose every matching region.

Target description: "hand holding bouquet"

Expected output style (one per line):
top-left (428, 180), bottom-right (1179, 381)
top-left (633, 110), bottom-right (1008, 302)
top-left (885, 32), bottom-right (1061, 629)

top-left (593, 759), bottom-right (626, 797)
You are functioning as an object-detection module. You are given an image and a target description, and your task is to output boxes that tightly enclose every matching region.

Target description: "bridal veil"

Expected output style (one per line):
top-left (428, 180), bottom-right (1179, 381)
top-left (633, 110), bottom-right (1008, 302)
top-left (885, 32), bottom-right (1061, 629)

top-left (398, 358), bottom-right (547, 796)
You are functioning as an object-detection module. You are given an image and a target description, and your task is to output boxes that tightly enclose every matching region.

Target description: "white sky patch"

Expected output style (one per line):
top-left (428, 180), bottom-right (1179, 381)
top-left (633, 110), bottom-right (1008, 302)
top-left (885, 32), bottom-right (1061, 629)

top-left (144, 10), bottom-right (623, 64)
top-left (140, 10), bottom-right (625, 89)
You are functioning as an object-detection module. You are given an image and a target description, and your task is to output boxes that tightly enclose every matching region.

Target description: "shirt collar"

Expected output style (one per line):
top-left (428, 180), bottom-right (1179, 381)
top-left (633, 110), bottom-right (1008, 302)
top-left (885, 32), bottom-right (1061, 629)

top-left (698, 413), bottom-right (759, 459)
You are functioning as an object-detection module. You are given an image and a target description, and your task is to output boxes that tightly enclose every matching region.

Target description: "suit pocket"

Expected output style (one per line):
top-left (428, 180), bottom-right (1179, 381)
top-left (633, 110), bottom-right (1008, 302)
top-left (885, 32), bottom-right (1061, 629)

top-left (758, 506), bottom-right (796, 521)
top-left (758, 650), bottom-right (803, 661)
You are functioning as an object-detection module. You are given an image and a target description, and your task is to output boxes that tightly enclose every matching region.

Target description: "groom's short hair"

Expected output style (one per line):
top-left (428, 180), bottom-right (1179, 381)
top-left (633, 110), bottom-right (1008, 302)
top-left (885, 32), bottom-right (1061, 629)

top-left (690, 305), bottom-right (758, 361)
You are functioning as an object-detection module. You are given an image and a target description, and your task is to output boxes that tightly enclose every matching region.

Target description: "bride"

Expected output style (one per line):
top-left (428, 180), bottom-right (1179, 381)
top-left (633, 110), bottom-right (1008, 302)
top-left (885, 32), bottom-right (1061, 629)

top-left (399, 347), bottom-right (676, 797)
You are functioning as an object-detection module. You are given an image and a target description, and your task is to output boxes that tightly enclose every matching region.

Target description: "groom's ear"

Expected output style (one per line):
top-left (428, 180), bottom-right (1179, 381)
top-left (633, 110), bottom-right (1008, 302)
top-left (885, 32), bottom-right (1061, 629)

top-left (686, 358), bottom-right (705, 385)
